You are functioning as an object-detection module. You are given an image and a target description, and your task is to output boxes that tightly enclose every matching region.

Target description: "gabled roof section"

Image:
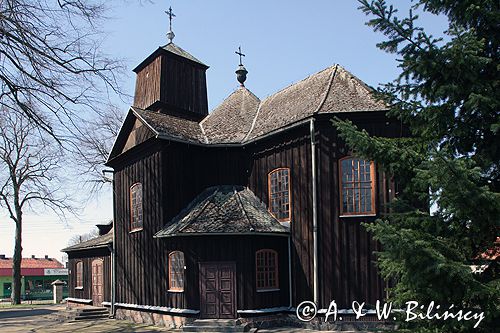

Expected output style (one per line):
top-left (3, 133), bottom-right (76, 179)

top-left (162, 43), bottom-right (207, 67)
top-left (133, 42), bottom-right (208, 73)
top-left (243, 65), bottom-right (387, 141)
top-left (200, 87), bottom-right (261, 144)
top-left (62, 231), bottom-right (113, 253)
top-left (107, 64), bottom-right (388, 161)
top-left (106, 108), bottom-right (157, 163)
top-left (132, 107), bottom-right (207, 144)
top-left (317, 66), bottom-right (387, 114)
top-left (155, 185), bottom-right (289, 238)
top-left (106, 106), bottom-right (208, 164)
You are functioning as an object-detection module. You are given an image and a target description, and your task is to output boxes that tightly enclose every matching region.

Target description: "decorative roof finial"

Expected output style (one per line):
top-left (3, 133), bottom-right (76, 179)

top-left (235, 46), bottom-right (248, 86)
top-left (165, 6), bottom-right (176, 43)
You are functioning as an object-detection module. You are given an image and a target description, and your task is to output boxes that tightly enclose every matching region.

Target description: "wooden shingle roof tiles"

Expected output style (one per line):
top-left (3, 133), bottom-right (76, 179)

top-left (62, 231), bottom-right (113, 252)
top-left (119, 64), bottom-right (387, 149)
top-left (155, 186), bottom-right (289, 238)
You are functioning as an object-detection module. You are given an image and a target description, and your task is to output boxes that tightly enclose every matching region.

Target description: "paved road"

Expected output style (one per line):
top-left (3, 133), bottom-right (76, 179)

top-left (0, 305), bottom-right (167, 332)
top-left (0, 306), bottom-right (377, 332)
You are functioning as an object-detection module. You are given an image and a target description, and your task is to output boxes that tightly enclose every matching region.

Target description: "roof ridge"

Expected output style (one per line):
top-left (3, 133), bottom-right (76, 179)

top-left (242, 93), bottom-right (267, 141)
top-left (313, 64), bottom-right (338, 114)
top-left (242, 86), bottom-right (261, 102)
top-left (243, 65), bottom-right (336, 141)
top-left (198, 122), bottom-right (209, 144)
top-left (131, 107), bottom-right (160, 136)
top-left (163, 43), bottom-right (207, 67)
top-left (62, 232), bottom-right (113, 252)
top-left (234, 187), bottom-right (256, 232)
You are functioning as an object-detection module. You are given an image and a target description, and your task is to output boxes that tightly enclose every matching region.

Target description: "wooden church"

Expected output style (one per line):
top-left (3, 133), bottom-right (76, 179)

top-left (64, 9), bottom-right (402, 329)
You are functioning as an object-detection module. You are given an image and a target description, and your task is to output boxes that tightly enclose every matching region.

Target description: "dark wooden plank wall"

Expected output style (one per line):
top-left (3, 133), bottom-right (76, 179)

top-left (113, 142), bottom-right (249, 308)
top-left (162, 143), bottom-right (249, 223)
top-left (247, 126), bottom-right (314, 305)
top-left (114, 145), bottom-right (164, 306)
top-left (134, 56), bottom-right (161, 110)
top-left (316, 113), bottom-right (400, 308)
top-left (122, 119), bottom-right (155, 154)
top-left (67, 250), bottom-right (111, 302)
top-left (160, 55), bottom-right (208, 116)
top-left (248, 114), bottom-right (402, 309)
top-left (111, 111), bottom-right (401, 310)
top-left (163, 236), bottom-right (289, 311)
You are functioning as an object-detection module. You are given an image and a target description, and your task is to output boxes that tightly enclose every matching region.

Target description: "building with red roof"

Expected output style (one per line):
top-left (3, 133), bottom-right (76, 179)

top-left (0, 254), bottom-right (68, 300)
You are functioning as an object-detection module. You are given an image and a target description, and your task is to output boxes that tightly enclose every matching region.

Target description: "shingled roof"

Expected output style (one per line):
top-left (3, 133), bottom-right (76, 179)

top-left (243, 65), bottom-right (387, 140)
top-left (62, 231), bottom-right (113, 253)
top-left (111, 64), bottom-right (387, 157)
top-left (144, 64), bottom-right (385, 145)
top-left (133, 42), bottom-right (208, 73)
top-left (132, 107), bottom-right (207, 144)
top-left (155, 186), bottom-right (289, 238)
top-left (200, 87), bottom-right (261, 144)
top-left (162, 43), bottom-right (207, 67)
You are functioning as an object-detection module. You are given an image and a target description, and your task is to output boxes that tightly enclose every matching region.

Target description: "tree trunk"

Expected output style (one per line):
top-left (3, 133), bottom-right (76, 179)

top-left (11, 215), bottom-right (22, 305)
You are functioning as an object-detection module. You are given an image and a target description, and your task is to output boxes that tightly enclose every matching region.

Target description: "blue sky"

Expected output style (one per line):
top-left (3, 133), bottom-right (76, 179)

top-left (0, 1), bottom-right (448, 262)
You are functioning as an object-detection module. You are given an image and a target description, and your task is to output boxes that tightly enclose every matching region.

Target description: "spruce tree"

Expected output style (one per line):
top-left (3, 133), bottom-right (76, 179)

top-left (333, 1), bottom-right (499, 331)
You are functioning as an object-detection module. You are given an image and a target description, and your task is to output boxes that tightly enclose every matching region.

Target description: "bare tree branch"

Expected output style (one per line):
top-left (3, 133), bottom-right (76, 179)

top-left (0, 0), bottom-right (127, 141)
top-left (72, 104), bottom-right (123, 196)
top-left (0, 109), bottom-right (75, 304)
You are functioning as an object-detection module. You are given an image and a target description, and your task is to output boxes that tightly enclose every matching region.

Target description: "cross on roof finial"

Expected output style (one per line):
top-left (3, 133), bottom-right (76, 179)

top-left (166, 6), bottom-right (176, 30)
top-left (235, 46), bottom-right (245, 66)
top-left (165, 6), bottom-right (176, 43)
top-left (235, 46), bottom-right (248, 86)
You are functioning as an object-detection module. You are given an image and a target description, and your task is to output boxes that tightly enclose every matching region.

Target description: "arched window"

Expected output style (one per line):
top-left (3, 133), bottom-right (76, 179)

top-left (168, 251), bottom-right (185, 291)
top-left (255, 249), bottom-right (279, 291)
top-left (130, 183), bottom-right (143, 231)
top-left (75, 261), bottom-right (83, 288)
top-left (268, 168), bottom-right (291, 222)
top-left (339, 157), bottom-right (376, 215)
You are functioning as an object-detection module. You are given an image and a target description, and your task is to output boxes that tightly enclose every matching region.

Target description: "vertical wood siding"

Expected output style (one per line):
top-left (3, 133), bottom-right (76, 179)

top-left (248, 114), bottom-right (401, 308)
top-left (109, 111), bottom-right (402, 311)
top-left (67, 250), bottom-right (111, 303)
top-left (248, 126), bottom-right (314, 306)
top-left (163, 236), bottom-right (289, 310)
top-left (133, 53), bottom-right (208, 117)
top-left (134, 57), bottom-right (161, 110)
top-left (114, 146), bottom-right (163, 306)
top-left (161, 55), bottom-right (208, 116)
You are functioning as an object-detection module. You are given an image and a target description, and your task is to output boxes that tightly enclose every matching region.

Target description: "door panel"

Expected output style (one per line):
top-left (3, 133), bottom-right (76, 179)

top-left (203, 264), bottom-right (218, 317)
top-left (199, 262), bottom-right (236, 319)
top-left (91, 259), bottom-right (104, 306)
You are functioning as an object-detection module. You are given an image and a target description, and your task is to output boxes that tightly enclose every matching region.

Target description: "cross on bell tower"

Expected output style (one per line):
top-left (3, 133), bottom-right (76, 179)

top-left (165, 6), bottom-right (176, 43)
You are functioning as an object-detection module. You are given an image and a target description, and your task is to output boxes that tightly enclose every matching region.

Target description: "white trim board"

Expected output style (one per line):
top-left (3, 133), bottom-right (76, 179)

top-left (113, 302), bottom-right (200, 315)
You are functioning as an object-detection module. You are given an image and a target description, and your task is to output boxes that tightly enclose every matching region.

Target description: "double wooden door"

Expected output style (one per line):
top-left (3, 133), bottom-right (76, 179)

top-left (199, 262), bottom-right (236, 319)
top-left (91, 259), bottom-right (104, 306)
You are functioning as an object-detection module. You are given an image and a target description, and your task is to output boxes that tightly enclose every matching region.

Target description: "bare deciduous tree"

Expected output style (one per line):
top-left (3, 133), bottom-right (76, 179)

top-left (0, 0), bottom-right (125, 139)
top-left (67, 228), bottom-right (100, 246)
top-left (73, 104), bottom-right (123, 195)
top-left (0, 110), bottom-right (74, 304)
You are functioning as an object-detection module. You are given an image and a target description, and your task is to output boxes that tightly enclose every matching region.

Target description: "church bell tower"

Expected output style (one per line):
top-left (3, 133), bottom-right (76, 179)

top-left (132, 7), bottom-right (209, 121)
